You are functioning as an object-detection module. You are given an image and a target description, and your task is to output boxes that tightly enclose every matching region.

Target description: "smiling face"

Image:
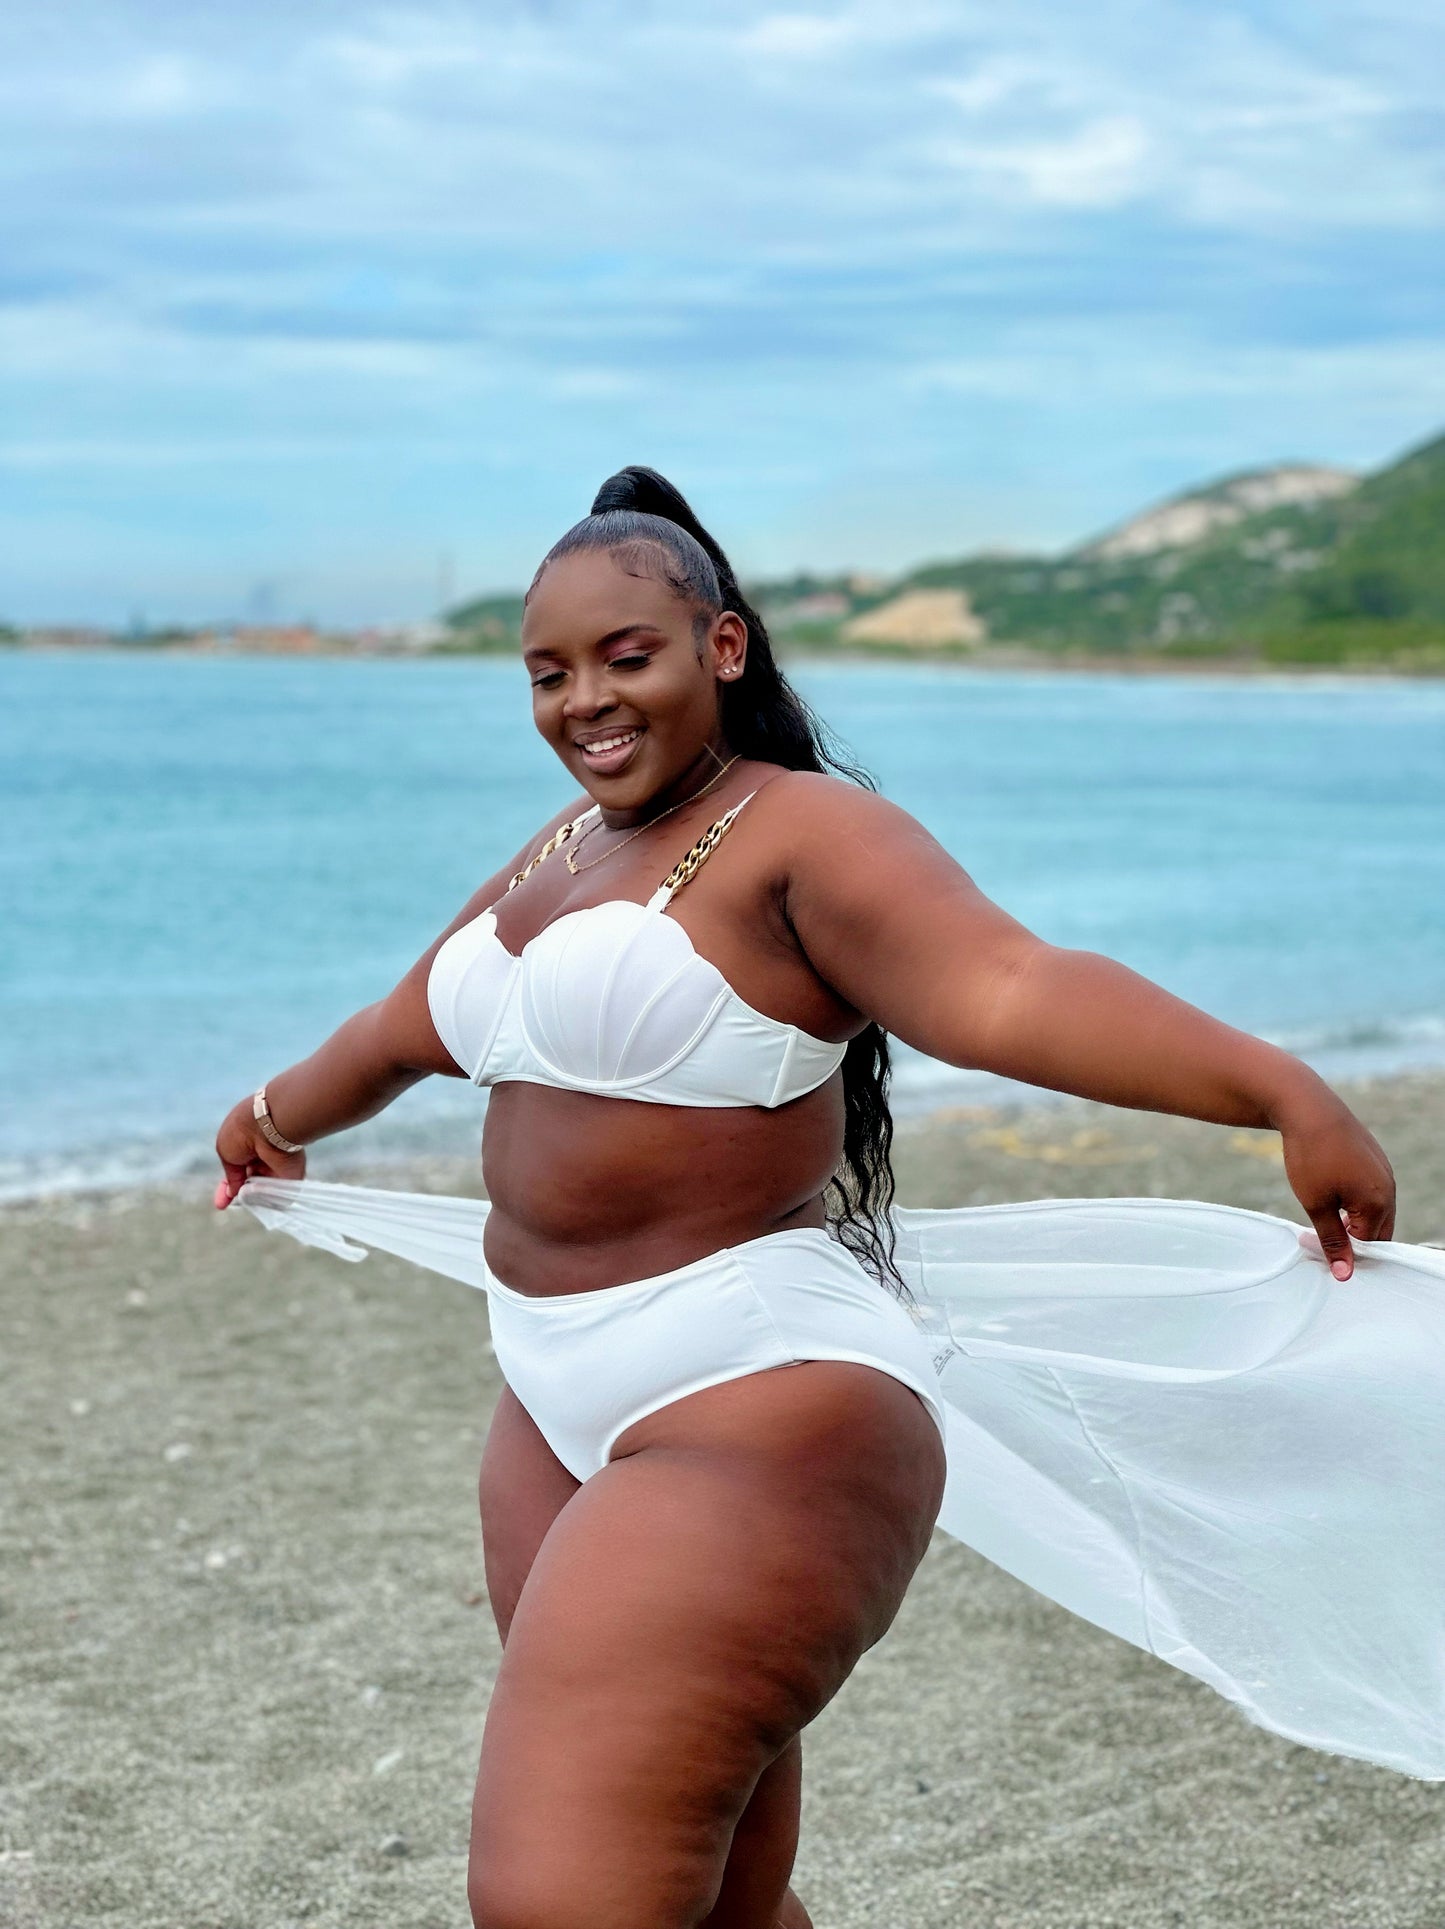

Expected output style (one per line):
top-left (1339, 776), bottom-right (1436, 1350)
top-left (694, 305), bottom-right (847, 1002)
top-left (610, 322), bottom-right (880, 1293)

top-left (521, 547), bottom-right (747, 821)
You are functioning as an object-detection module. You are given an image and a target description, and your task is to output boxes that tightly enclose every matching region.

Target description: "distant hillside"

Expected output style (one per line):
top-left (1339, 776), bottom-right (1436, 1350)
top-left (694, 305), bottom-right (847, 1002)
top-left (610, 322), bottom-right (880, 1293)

top-left (1262, 431), bottom-right (1445, 647)
top-left (442, 426), bottom-right (1445, 670)
top-left (438, 589), bottom-right (525, 652)
top-left (755, 427), bottom-right (1444, 669)
top-left (1076, 466), bottom-right (1357, 562)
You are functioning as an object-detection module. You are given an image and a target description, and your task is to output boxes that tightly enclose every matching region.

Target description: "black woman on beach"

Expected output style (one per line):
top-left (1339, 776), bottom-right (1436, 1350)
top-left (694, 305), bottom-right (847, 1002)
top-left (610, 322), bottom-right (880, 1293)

top-left (215, 467), bottom-right (1445, 1929)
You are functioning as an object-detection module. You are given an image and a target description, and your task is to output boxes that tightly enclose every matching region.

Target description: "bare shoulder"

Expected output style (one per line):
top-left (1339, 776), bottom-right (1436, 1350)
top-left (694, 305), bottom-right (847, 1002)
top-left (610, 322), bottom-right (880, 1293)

top-left (751, 767), bottom-right (871, 814)
top-left (748, 768), bottom-right (944, 876)
top-left (746, 768), bottom-right (1043, 1062)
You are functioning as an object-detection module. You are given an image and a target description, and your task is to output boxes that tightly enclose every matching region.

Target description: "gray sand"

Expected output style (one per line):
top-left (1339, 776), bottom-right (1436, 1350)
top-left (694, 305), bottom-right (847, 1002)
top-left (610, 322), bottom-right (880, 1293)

top-left (3, 1075), bottom-right (1444, 1927)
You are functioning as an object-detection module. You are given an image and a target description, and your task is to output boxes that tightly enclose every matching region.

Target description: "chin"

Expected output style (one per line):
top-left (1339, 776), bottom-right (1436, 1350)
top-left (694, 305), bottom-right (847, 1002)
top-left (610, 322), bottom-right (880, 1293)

top-left (609, 770), bottom-right (668, 809)
top-left (569, 752), bottom-right (661, 806)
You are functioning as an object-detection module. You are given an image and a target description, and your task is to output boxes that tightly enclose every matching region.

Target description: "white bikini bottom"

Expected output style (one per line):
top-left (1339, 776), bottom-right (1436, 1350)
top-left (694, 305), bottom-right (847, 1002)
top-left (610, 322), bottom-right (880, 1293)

top-left (485, 1227), bottom-right (946, 1480)
top-left (235, 1178), bottom-right (1445, 1783)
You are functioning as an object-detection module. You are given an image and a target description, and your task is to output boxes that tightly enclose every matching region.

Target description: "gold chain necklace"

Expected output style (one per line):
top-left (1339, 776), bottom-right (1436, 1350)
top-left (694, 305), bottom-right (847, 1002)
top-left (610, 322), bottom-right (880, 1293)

top-left (563, 753), bottom-right (741, 876)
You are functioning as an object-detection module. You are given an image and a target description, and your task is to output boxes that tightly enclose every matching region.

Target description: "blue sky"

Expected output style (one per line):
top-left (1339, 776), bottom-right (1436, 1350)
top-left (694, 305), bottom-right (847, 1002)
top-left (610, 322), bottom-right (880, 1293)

top-left (3, 0), bottom-right (1442, 624)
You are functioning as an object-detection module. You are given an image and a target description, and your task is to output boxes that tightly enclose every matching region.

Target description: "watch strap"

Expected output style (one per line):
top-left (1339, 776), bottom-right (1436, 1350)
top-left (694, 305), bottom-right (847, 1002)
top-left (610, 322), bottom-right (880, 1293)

top-left (253, 1088), bottom-right (304, 1155)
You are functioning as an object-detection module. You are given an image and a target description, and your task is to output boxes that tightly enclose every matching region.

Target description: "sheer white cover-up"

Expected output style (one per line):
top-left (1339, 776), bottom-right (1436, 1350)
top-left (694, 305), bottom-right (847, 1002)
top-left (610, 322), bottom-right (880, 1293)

top-left (236, 1178), bottom-right (1445, 1780)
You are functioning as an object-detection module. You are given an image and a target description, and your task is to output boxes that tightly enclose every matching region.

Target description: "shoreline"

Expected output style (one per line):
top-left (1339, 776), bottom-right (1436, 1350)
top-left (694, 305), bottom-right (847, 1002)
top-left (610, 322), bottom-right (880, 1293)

top-left (785, 644), bottom-right (1445, 680)
top-left (7, 1031), bottom-right (1445, 1213)
top-left (8, 637), bottom-right (1445, 679)
top-left (8, 1064), bottom-right (1444, 1240)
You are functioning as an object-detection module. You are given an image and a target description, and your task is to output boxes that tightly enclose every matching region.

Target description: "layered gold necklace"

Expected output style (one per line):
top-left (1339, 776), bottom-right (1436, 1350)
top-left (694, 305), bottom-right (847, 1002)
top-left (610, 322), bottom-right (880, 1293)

top-left (563, 751), bottom-right (740, 876)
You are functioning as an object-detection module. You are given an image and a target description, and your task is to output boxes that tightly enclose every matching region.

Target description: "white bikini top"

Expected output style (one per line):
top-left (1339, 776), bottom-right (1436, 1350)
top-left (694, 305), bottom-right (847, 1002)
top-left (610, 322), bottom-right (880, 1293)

top-left (427, 790), bottom-right (848, 1109)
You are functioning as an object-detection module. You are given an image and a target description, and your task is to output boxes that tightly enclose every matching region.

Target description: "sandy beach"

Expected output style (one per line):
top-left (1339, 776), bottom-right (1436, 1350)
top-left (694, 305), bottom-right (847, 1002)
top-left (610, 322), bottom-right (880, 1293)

top-left (4, 1072), bottom-right (1444, 1929)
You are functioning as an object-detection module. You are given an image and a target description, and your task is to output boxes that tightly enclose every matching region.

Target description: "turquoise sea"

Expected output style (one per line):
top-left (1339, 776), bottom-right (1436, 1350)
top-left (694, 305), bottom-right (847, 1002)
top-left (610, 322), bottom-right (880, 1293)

top-left (4, 650), bottom-right (1444, 1200)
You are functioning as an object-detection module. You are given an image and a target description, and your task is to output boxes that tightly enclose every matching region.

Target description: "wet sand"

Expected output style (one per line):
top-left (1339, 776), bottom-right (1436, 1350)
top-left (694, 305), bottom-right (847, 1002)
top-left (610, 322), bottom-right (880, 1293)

top-left (3, 1072), bottom-right (1444, 1928)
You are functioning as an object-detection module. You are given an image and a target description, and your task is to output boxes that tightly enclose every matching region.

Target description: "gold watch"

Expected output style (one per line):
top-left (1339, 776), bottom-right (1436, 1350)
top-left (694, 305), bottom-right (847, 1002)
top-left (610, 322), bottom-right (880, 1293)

top-left (253, 1087), bottom-right (304, 1154)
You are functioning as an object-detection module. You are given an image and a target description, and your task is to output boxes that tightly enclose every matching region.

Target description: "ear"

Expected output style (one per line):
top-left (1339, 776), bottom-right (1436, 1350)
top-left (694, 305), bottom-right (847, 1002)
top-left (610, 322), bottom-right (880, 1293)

top-left (708, 610), bottom-right (748, 682)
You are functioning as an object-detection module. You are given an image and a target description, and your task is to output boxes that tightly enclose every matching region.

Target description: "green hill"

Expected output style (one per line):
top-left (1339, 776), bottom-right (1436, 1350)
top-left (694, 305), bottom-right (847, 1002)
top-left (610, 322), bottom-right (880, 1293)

top-left (1253, 431), bottom-right (1445, 660)
top-left (757, 428), bottom-right (1445, 669)
top-left (438, 590), bottom-right (525, 652)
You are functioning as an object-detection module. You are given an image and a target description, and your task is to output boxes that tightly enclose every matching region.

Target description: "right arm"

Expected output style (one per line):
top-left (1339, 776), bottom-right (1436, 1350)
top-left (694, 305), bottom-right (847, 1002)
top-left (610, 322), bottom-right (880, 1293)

top-left (213, 800), bottom-right (588, 1204)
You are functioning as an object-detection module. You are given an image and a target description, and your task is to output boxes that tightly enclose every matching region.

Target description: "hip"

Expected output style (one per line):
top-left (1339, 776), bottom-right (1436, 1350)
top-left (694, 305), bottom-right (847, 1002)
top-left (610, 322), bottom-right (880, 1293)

top-left (483, 1224), bottom-right (946, 1482)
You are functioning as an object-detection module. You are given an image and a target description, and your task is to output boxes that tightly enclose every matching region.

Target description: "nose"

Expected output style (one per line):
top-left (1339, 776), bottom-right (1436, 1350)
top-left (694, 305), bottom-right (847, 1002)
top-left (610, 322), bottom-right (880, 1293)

top-left (561, 666), bottom-right (616, 721)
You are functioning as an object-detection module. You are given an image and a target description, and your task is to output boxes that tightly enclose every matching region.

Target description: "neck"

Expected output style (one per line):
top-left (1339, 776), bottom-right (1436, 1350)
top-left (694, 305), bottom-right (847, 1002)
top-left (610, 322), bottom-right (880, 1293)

top-left (598, 736), bottom-right (736, 830)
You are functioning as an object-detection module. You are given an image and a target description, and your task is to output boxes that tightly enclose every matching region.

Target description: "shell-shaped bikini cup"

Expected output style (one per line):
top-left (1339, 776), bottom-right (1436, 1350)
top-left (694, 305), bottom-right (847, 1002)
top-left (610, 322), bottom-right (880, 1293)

top-left (426, 803), bottom-right (847, 1110)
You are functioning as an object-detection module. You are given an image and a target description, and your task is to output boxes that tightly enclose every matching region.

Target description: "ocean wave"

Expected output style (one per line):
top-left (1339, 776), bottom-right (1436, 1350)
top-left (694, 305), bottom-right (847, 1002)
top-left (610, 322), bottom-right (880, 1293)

top-left (0, 1137), bottom-right (213, 1207)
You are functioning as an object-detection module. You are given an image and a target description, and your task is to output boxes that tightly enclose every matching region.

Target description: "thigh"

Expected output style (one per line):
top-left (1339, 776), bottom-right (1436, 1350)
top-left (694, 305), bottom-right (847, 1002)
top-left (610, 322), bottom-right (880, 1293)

top-left (478, 1382), bottom-right (580, 1644)
top-left (468, 1361), bottom-right (945, 1929)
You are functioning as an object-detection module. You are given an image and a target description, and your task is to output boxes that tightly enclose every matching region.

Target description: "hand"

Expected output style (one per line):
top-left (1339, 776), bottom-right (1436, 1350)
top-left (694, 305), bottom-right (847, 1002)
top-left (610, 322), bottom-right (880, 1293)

top-left (213, 1094), bottom-right (306, 1209)
top-left (1275, 1089), bottom-right (1395, 1280)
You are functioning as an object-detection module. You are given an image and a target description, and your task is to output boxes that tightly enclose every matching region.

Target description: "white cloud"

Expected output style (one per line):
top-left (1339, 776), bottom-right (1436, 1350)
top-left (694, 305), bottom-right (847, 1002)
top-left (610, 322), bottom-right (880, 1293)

top-left (114, 54), bottom-right (208, 118)
top-left (0, 0), bottom-right (1441, 618)
top-left (935, 114), bottom-right (1152, 209)
top-left (544, 367), bottom-right (647, 401)
top-left (904, 332), bottom-right (1445, 416)
top-left (738, 13), bottom-right (860, 58)
top-left (737, 2), bottom-right (946, 60)
top-left (316, 9), bottom-right (548, 91)
top-left (928, 60), bottom-right (1043, 114)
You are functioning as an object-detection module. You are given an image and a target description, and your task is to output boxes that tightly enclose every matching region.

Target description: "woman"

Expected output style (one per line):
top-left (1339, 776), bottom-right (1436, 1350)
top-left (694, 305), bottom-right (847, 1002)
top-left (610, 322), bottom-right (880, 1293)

top-left (214, 468), bottom-right (1435, 1928)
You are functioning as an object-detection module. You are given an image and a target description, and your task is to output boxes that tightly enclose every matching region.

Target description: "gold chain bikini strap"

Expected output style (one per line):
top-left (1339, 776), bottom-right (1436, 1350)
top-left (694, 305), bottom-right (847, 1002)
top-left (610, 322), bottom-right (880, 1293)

top-left (503, 812), bottom-right (594, 895)
top-left (656, 796), bottom-right (751, 900)
top-left (504, 788), bottom-right (755, 903)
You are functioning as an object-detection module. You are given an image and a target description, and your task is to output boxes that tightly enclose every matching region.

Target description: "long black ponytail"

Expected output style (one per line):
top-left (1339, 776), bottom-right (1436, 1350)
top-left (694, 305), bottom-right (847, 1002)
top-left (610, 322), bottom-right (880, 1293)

top-left (530, 465), bottom-right (904, 1297)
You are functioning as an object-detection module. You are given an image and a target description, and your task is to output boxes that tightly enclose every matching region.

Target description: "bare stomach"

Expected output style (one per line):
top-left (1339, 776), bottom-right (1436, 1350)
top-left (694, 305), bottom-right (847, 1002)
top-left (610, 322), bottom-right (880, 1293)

top-left (479, 1077), bottom-right (848, 1295)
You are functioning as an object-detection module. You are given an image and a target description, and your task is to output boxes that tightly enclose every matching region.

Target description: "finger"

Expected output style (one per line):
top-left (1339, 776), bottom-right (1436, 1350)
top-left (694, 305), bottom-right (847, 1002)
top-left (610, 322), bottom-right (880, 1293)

top-left (1309, 1203), bottom-right (1355, 1280)
top-left (1345, 1202), bottom-right (1390, 1243)
top-left (217, 1159), bottom-right (250, 1205)
top-left (1358, 1207), bottom-right (1396, 1243)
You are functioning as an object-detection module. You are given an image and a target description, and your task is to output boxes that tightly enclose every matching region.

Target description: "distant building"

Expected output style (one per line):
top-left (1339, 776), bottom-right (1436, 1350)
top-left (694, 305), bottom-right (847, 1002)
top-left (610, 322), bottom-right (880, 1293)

top-left (764, 592), bottom-right (852, 628)
top-left (224, 624), bottom-right (325, 654)
top-left (18, 626), bottom-right (114, 649)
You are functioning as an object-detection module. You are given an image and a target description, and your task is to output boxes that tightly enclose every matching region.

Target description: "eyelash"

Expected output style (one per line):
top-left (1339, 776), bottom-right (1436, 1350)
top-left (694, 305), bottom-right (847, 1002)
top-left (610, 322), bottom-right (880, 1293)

top-left (531, 652), bottom-right (651, 690)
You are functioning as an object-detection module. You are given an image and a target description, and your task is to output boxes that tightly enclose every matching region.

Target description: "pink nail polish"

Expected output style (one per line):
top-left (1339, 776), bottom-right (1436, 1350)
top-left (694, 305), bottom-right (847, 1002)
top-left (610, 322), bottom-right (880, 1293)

top-left (1331, 1260), bottom-right (1351, 1280)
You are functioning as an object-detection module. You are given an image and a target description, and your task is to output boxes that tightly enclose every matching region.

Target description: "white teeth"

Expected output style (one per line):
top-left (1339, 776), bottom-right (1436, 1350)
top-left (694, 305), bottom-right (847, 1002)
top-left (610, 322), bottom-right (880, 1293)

top-left (581, 729), bottom-right (640, 754)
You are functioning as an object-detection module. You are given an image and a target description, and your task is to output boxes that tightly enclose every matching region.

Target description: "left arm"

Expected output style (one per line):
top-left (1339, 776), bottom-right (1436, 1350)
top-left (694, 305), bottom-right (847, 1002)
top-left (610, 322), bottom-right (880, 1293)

top-left (946, 943), bottom-right (1397, 1275)
top-left (776, 776), bottom-right (1396, 1276)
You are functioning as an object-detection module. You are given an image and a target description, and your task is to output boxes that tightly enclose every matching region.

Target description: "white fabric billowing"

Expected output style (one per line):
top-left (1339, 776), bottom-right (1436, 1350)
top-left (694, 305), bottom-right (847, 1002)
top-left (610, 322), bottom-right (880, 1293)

top-left (235, 1178), bottom-right (1445, 1780)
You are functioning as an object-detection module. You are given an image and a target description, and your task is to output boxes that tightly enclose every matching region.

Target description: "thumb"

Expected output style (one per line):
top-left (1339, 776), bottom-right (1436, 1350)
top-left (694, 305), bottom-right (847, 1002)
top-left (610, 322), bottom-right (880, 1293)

top-left (1308, 1202), bottom-right (1354, 1281)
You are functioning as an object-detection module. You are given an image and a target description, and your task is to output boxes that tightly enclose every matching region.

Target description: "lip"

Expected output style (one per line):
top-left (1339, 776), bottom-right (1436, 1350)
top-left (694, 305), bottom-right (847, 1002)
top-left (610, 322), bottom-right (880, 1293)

top-left (574, 725), bottom-right (645, 776)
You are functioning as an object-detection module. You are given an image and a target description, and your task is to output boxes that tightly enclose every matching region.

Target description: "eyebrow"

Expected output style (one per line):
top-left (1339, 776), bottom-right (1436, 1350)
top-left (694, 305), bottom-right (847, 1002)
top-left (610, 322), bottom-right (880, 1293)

top-left (523, 623), bottom-right (666, 666)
